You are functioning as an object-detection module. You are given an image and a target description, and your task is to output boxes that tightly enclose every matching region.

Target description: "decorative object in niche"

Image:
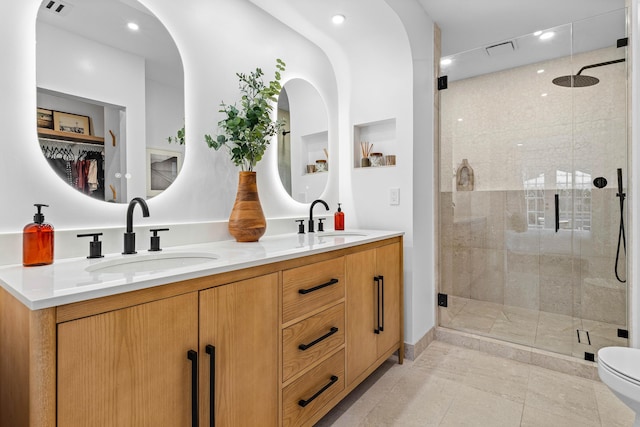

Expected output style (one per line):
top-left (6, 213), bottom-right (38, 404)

top-left (385, 155), bottom-right (396, 166)
top-left (360, 141), bottom-right (373, 167)
top-left (306, 164), bottom-right (316, 174)
top-left (369, 152), bottom-right (384, 167)
top-left (53, 111), bottom-right (91, 135)
top-left (146, 148), bottom-right (183, 198)
top-left (205, 59), bottom-right (286, 241)
top-left (456, 159), bottom-right (474, 191)
top-left (315, 159), bottom-right (327, 172)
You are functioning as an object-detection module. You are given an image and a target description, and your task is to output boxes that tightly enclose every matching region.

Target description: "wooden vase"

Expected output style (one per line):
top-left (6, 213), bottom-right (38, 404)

top-left (228, 171), bottom-right (267, 242)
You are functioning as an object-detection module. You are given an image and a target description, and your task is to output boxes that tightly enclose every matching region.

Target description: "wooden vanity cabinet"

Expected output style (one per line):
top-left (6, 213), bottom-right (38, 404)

top-left (0, 235), bottom-right (403, 427)
top-left (346, 242), bottom-right (402, 385)
top-left (199, 273), bottom-right (279, 427)
top-left (57, 292), bottom-right (199, 426)
top-left (56, 274), bottom-right (278, 427)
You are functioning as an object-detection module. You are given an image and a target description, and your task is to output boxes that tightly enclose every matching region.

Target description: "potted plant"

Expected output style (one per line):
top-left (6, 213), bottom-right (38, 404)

top-left (205, 59), bottom-right (286, 242)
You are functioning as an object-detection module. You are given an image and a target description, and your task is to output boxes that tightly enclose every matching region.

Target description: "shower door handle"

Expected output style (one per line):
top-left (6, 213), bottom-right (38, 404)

top-left (554, 194), bottom-right (559, 233)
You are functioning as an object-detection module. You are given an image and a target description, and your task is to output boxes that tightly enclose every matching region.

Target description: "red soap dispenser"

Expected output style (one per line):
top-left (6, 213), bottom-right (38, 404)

top-left (23, 204), bottom-right (54, 266)
top-left (334, 203), bottom-right (345, 231)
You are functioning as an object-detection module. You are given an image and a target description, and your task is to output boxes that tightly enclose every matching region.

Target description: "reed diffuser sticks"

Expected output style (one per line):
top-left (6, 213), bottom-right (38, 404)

top-left (360, 141), bottom-right (373, 159)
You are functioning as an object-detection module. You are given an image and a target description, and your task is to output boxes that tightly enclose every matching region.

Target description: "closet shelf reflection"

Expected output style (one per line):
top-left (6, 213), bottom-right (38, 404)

top-left (37, 128), bottom-right (104, 145)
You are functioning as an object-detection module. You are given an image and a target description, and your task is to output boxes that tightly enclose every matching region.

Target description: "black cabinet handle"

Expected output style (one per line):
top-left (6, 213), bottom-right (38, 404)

top-left (379, 275), bottom-right (385, 332)
top-left (206, 345), bottom-right (216, 427)
top-left (374, 277), bottom-right (381, 334)
top-left (298, 375), bottom-right (339, 408)
top-left (298, 278), bottom-right (339, 294)
top-left (555, 194), bottom-right (560, 233)
top-left (187, 350), bottom-right (198, 427)
top-left (298, 327), bottom-right (339, 351)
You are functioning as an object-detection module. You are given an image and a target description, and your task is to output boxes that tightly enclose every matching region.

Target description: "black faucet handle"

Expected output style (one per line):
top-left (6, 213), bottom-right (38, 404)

top-left (149, 228), bottom-right (170, 252)
top-left (77, 233), bottom-right (104, 259)
top-left (318, 218), bottom-right (325, 232)
top-left (295, 220), bottom-right (305, 234)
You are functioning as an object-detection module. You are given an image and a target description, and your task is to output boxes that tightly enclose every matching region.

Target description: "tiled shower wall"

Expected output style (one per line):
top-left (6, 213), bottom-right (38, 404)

top-left (440, 189), bottom-right (626, 326)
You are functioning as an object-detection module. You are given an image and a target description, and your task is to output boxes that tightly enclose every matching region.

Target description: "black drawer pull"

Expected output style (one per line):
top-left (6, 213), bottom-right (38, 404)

top-left (187, 350), bottom-right (198, 427)
top-left (298, 278), bottom-right (339, 294)
top-left (206, 345), bottom-right (216, 427)
top-left (298, 327), bottom-right (339, 351)
top-left (374, 276), bottom-right (381, 334)
top-left (298, 375), bottom-right (339, 408)
top-left (379, 275), bottom-right (385, 332)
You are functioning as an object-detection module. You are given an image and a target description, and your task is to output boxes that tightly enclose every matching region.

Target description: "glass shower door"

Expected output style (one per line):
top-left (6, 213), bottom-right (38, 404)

top-left (438, 8), bottom-right (629, 360)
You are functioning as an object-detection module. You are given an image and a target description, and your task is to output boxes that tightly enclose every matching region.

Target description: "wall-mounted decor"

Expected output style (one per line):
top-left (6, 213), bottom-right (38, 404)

top-left (146, 148), bottom-right (183, 197)
top-left (53, 111), bottom-right (91, 135)
top-left (456, 158), bottom-right (474, 191)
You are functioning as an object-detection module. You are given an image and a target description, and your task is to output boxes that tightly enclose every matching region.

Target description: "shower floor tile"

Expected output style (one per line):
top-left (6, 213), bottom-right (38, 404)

top-left (440, 296), bottom-right (627, 359)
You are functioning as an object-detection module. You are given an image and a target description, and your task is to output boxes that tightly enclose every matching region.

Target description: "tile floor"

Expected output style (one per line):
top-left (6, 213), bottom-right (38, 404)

top-left (439, 296), bottom-right (628, 360)
top-left (315, 341), bottom-right (635, 426)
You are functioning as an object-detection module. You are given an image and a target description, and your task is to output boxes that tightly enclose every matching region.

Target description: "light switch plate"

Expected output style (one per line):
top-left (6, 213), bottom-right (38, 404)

top-left (390, 188), bottom-right (400, 205)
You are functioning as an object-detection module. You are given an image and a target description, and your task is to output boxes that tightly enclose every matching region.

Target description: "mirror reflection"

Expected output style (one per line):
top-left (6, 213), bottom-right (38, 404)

top-left (277, 79), bottom-right (328, 203)
top-left (36, 0), bottom-right (184, 203)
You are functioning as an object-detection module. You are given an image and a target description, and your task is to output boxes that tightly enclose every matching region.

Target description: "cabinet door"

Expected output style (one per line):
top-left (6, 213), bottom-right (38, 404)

top-left (346, 248), bottom-right (378, 385)
top-left (199, 274), bottom-right (279, 427)
top-left (376, 242), bottom-right (401, 358)
top-left (57, 292), bottom-right (199, 427)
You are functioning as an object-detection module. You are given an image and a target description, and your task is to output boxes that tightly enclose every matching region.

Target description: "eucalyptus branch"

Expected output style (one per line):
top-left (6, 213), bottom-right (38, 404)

top-left (205, 59), bottom-right (286, 171)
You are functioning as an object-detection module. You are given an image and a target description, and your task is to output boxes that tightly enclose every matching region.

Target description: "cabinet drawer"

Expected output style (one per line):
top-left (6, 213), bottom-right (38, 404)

top-left (282, 349), bottom-right (345, 427)
top-left (283, 303), bottom-right (345, 382)
top-left (283, 257), bottom-right (345, 323)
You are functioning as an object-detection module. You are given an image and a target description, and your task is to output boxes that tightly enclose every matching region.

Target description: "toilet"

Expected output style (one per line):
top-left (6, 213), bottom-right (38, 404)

top-left (598, 346), bottom-right (640, 427)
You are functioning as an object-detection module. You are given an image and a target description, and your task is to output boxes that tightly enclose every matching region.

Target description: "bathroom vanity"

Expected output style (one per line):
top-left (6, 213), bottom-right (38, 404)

top-left (0, 230), bottom-right (403, 427)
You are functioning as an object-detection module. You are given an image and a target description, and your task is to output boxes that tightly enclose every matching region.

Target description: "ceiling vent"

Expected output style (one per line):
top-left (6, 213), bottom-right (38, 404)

top-left (485, 41), bottom-right (515, 56)
top-left (40, 0), bottom-right (72, 16)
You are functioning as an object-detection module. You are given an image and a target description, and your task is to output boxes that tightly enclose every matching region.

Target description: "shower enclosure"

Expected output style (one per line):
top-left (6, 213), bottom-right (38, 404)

top-left (438, 9), bottom-right (629, 360)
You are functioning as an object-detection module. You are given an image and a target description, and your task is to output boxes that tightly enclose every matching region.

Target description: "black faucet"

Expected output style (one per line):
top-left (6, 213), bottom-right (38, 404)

top-left (308, 199), bottom-right (329, 233)
top-left (123, 197), bottom-right (150, 254)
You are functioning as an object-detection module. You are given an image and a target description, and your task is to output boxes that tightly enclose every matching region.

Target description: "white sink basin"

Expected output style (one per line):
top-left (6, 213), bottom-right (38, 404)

top-left (86, 251), bottom-right (220, 274)
top-left (318, 231), bottom-right (368, 237)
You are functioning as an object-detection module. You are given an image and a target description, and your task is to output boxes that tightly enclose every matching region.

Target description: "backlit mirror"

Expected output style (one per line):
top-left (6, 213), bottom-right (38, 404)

top-left (36, 0), bottom-right (184, 203)
top-left (277, 79), bottom-right (328, 203)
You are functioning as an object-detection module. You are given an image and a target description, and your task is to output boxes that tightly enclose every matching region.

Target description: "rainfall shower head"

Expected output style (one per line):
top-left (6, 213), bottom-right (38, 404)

top-left (552, 58), bottom-right (625, 88)
top-left (552, 74), bottom-right (599, 87)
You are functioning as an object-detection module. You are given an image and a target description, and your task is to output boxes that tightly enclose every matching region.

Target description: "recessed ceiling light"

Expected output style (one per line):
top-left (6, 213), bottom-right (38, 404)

top-left (539, 31), bottom-right (555, 40)
top-left (441, 58), bottom-right (452, 66)
top-left (537, 69), bottom-right (545, 74)
top-left (541, 93), bottom-right (548, 97)
top-left (127, 22), bottom-right (139, 31)
top-left (457, 118), bottom-right (463, 122)
top-left (332, 14), bottom-right (345, 25)
top-left (533, 31), bottom-right (542, 36)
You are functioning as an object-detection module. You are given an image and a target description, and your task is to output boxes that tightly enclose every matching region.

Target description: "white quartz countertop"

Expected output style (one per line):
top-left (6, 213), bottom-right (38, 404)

top-left (0, 230), bottom-right (402, 310)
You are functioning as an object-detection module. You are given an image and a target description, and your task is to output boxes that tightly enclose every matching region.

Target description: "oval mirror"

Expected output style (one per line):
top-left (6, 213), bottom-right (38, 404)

top-left (36, 0), bottom-right (184, 203)
top-left (277, 79), bottom-right (329, 203)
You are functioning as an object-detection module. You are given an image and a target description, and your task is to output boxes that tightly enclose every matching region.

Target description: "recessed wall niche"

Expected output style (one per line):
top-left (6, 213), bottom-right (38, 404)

top-left (353, 118), bottom-right (396, 169)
